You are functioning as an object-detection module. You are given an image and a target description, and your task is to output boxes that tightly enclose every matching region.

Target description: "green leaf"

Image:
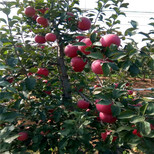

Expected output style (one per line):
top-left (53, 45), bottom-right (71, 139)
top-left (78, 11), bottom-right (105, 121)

top-left (73, 42), bottom-right (86, 46)
top-left (102, 63), bottom-right (110, 76)
top-left (120, 3), bottom-right (129, 8)
top-left (87, 52), bottom-right (104, 59)
top-left (112, 90), bottom-right (126, 99)
top-left (25, 77), bottom-right (36, 91)
top-left (0, 112), bottom-right (20, 123)
top-left (130, 116), bottom-right (145, 123)
top-left (0, 18), bottom-right (7, 23)
top-left (108, 62), bottom-right (119, 71)
top-left (2, 8), bottom-right (10, 15)
top-left (112, 52), bottom-right (126, 60)
top-left (0, 92), bottom-right (13, 100)
top-left (97, 99), bottom-right (111, 105)
top-left (145, 103), bottom-right (154, 115)
top-left (0, 80), bottom-right (10, 87)
top-left (90, 33), bottom-right (97, 43)
top-left (130, 20), bottom-right (138, 29)
top-left (118, 110), bottom-right (136, 119)
top-left (122, 60), bottom-right (131, 71)
top-left (129, 64), bottom-right (140, 77)
top-left (111, 105), bottom-right (121, 116)
top-left (116, 126), bottom-right (132, 132)
top-left (6, 57), bottom-right (18, 67)
top-left (138, 121), bottom-right (151, 135)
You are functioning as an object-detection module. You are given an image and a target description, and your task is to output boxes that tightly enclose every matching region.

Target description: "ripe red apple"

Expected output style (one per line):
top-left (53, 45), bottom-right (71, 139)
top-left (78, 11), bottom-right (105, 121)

top-left (100, 34), bottom-right (120, 47)
top-left (66, 12), bottom-right (74, 21)
top-left (96, 102), bottom-right (113, 114)
top-left (78, 38), bottom-right (92, 55)
top-left (99, 112), bottom-right (117, 123)
top-left (114, 83), bottom-right (119, 88)
top-left (36, 16), bottom-right (48, 26)
top-left (72, 66), bottom-right (84, 72)
top-left (71, 57), bottom-right (87, 72)
top-left (45, 33), bottom-right (56, 42)
top-left (64, 44), bottom-right (78, 58)
top-left (35, 35), bottom-right (46, 44)
top-left (78, 17), bottom-right (91, 31)
top-left (93, 85), bottom-right (101, 88)
top-left (44, 91), bottom-right (51, 95)
top-left (128, 90), bottom-right (133, 95)
top-left (17, 132), bottom-right (28, 141)
top-left (112, 136), bottom-right (118, 142)
top-left (77, 100), bottom-right (90, 109)
top-left (150, 124), bottom-right (154, 130)
top-left (126, 83), bottom-right (130, 86)
top-left (101, 130), bottom-right (111, 141)
top-left (76, 35), bottom-right (86, 41)
top-left (25, 7), bottom-right (36, 17)
top-left (37, 68), bottom-right (49, 77)
top-left (91, 59), bottom-right (107, 74)
top-left (101, 132), bottom-right (108, 141)
top-left (6, 77), bottom-right (14, 83)
top-left (132, 129), bottom-right (142, 137)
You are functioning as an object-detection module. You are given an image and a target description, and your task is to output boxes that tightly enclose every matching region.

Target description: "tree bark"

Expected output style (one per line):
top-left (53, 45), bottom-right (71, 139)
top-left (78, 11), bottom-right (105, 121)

top-left (57, 42), bottom-right (72, 101)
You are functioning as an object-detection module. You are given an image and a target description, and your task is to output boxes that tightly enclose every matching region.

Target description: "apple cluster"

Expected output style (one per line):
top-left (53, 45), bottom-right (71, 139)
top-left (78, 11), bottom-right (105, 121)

top-left (24, 6), bottom-right (57, 44)
top-left (96, 100), bottom-right (117, 123)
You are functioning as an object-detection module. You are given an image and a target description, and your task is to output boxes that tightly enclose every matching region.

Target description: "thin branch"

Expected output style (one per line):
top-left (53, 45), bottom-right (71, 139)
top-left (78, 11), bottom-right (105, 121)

top-left (78, 91), bottom-right (93, 105)
top-left (95, 74), bottom-right (103, 87)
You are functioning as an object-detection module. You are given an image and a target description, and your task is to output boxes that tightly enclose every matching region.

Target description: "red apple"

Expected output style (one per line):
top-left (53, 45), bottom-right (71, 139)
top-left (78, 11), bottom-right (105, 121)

top-left (128, 90), bottom-right (133, 95)
top-left (101, 132), bottom-right (108, 141)
top-left (96, 102), bottom-right (113, 114)
top-left (100, 34), bottom-right (120, 47)
top-left (25, 7), bottom-right (36, 17)
top-left (35, 35), bottom-right (46, 44)
top-left (94, 85), bottom-right (101, 88)
top-left (64, 44), bottom-right (78, 58)
top-left (36, 16), bottom-right (48, 26)
top-left (45, 33), bottom-right (56, 42)
top-left (37, 68), bottom-right (49, 77)
top-left (72, 66), bottom-right (84, 72)
top-left (101, 130), bottom-right (111, 141)
top-left (114, 83), bottom-right (119, 88)
top-left (77, 100), bottom-right (90, 109)
top-left (17, 132), bottom-right (28, 141)
top-left (78, 38), bottom-right (92, 55)
top-left (112, 136), bottom-right (118, 142)
top-left (66, 12), bottom-right (74, 21)
top-left (27, 72), bottom-right (33, 76)
top-left (44, 91), bottom-right (51, 95)
top-left (132, 129), bottom-right (142, 137)
top-left (99, 112), bottom-right (117, 123)
top-left (71, 57), bottom-right (87, 72)
top-left (126, 83), bottom-right (130, 86)
top-left (78, 17), bottom-right (91, 31)
top-left (91, 59), bottom-right (107, 74)
top-left (76, 35), bottom-right (86, 41)
top-left (6, 77), bottom-right (14, 83)
top-left (150, 124), bottom-right (154, 130)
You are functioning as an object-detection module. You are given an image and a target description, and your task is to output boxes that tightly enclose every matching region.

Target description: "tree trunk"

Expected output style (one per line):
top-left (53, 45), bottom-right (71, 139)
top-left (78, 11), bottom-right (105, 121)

top-left (57, 42), bottom-right (72, 101)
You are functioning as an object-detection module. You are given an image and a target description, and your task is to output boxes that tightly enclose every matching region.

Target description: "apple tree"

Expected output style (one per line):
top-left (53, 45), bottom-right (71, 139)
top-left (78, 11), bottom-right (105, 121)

top-left (0, 0), bottom-right (153, 153)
